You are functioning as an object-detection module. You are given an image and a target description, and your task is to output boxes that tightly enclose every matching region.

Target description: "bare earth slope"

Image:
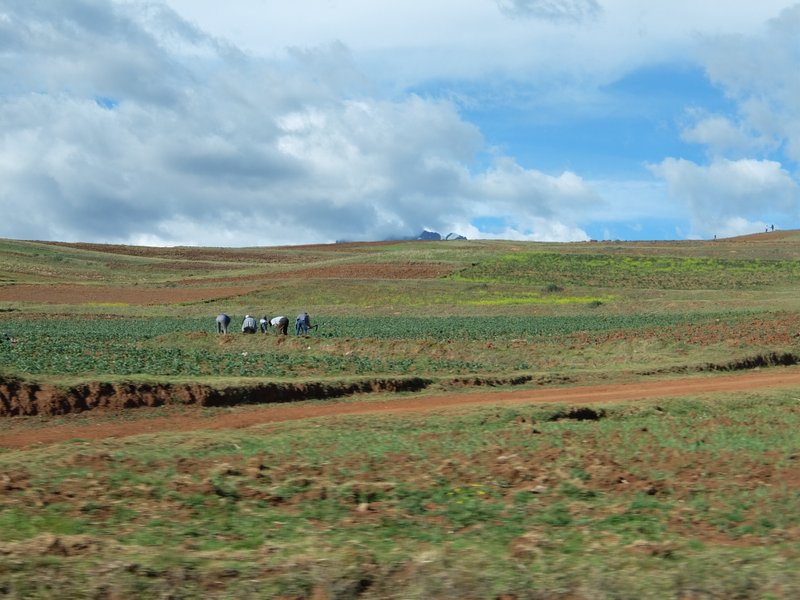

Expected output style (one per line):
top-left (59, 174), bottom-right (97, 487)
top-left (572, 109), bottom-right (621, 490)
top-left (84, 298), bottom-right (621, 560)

top-left (4, 367), bottom-right (800, 449)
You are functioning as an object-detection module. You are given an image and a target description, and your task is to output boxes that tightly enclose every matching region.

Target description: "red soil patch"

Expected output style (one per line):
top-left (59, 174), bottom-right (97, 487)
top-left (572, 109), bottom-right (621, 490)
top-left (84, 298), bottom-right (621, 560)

top-left (41, 242), bottom-right (278, 262)
top-left (4, 368), bottom-right (800, 449)
top-left (0, 284), bottom-right (258, 305)
top-left (41, 240), bottom-right (407, 260)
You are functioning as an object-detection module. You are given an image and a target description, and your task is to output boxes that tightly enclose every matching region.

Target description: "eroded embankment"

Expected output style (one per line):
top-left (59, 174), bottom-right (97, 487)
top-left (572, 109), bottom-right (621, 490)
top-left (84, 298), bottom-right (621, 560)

top-left (2, 352), bottom-right (798, 417)
top-left (0, 374), bottom-right (566, 417)
top-left (638, 351), bottom-right (800, 376)
top-left (0, 378), bottom-right (435, 417)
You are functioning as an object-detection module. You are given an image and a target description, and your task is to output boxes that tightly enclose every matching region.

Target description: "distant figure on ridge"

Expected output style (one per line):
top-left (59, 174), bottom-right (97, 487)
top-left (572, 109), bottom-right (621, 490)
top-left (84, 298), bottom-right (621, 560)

top-left (295, 311), bottom-right (312, 336)
top-left (271, 315), bottom-right (289, 335)
top-left (215, 313), bottom-right (231, 334)
top-left (241, 314), bottom-right (257, 334)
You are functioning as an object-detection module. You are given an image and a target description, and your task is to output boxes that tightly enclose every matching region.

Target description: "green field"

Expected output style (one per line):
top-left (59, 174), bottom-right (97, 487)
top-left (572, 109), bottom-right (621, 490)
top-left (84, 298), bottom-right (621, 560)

top-left (2, 393), bottom-right (800, 599)
top-left (2, 234), bottom-right (800, 598)
top-left (0, 312), bottom-right (775, 382)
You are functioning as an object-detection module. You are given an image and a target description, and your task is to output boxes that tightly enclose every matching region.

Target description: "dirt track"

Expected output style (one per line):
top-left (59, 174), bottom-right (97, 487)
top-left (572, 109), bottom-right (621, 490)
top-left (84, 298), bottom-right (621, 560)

top-left (4, 368), bottom-right (800, 449)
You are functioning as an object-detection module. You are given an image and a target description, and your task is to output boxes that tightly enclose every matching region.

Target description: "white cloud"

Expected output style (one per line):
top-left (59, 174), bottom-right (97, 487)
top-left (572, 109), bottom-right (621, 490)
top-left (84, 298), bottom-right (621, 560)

top-left (473, 158), bottom-right (599, 219)
top-left (680, 111), bottom-right (775, 158)
top-left (694, 4), bottom-right (800, 164)
top-left (647, 4), bottom-right (800, 239)
top-left (649, 158), bottom-right (799, 237)
top-left (3, 0), bottom-right (799, 246)
top-left (712, 216), bottom-right (773, 239)
top-left (495, 0), bottom-right (602, 22)
top-left (0, 0), bottom-right (601, 246)
top-left (161, 1), bottom-right (795, 92)
top-left (455, 219), bottom-right (590, 242)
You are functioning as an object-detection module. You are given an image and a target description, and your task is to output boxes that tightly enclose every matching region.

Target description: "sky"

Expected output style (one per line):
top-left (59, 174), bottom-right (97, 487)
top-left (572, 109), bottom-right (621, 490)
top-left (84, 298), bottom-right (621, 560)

top-left (1, 0), bottom-right (799, 246)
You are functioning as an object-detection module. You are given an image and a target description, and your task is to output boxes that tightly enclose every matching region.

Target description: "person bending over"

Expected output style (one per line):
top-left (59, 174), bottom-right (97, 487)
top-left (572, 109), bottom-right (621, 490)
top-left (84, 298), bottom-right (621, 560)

top-left (215, 313), bottom-right (231, 334)
top-left (241, 314), bottom-right (257, 334)
top-left (271, 315), bottom-right (289, 335)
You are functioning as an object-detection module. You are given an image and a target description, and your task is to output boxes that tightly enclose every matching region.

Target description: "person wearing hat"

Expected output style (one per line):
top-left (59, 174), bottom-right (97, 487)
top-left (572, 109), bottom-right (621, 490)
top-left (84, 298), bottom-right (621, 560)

top-left (241, 314), bottom-right (257, 334)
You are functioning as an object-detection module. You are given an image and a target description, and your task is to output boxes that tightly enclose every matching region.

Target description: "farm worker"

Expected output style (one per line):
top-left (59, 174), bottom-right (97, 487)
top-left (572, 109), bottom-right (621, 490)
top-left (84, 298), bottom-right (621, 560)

top-left (215, 313), bottom-right (231, 334)
top-left (259, 315), bottom-right (269, 334)
top-left (271, 315), bottom-right (289, 335)
top-left (241, 314), bottom-right (257, 334)
top-left (295, 311), bottom-right (311, 336)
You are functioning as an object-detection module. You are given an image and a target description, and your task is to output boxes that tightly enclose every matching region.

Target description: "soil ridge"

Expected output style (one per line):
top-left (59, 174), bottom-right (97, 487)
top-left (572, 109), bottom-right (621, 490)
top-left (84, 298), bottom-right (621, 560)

top-left (2, 351), bottom-right (797, 417)
top-left (0, 376), bottom-right (432, 417)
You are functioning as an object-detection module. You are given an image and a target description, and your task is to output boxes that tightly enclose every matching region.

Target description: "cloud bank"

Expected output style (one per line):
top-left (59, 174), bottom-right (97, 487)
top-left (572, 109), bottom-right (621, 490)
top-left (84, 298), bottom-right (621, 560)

top-left (650, 158), bottom-right (798, 237)
top-left (0, 0), bottom-right (600, 246)
top-left (650, 3), bottom-right (800, 237)
top-left (0, 0), bottom-right (799, 245)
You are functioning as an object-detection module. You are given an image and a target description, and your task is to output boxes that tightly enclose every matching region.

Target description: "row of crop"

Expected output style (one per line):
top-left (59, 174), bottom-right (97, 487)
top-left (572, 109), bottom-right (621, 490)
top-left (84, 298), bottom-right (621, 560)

top-left (0, 338), bottom-right (490, 378)
top-left (314, 313), bottom-right (734, 340)
top-left (0, 317), bottom-right (210, 343)
top-left (1, 312), bottom-right (741, 344)
top-left (1, 313), bottom-right (726, 344)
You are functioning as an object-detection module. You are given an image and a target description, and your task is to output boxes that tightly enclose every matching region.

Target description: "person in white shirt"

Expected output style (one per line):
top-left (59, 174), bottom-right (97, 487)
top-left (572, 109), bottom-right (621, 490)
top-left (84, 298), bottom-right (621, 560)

top-left (270, 315), bottom-right (289, 335)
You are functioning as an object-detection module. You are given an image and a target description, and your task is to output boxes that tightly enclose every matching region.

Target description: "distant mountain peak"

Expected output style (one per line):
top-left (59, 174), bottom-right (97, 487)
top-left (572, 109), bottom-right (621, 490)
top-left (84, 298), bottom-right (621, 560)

top-left (416, 230), bottom-right (466, 241)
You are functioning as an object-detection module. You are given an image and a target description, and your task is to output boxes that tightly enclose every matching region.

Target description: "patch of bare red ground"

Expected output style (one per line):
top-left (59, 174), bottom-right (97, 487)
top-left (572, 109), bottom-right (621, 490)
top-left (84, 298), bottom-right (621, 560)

top-left (4, 368), bottom-right (800, 449)
top-left (41, 240), bottom-right (406, 259)
top-left (0, 284), bottom-right (259, 305)
top-left (41, 242), bottom-right (279, 262)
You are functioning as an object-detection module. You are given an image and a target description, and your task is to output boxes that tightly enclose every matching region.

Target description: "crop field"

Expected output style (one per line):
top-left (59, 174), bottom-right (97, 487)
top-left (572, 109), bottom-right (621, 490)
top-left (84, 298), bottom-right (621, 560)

top-left (0, 312), bottom-right (766, 375)
top-left (2, 231), bottom-right (800, 598)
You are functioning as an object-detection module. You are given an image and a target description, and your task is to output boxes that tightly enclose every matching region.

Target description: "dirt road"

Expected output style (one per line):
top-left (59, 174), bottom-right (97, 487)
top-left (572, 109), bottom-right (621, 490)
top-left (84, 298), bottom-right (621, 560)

top-left (4, 368), bottom-right (800, 449)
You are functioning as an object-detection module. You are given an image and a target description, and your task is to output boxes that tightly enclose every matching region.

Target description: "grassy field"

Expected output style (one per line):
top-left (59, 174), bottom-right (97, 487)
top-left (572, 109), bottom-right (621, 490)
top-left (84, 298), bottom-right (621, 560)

top-left (1, 233), bottom-right (800, 598)
top-left (2, 393), bottom-right (800, 598)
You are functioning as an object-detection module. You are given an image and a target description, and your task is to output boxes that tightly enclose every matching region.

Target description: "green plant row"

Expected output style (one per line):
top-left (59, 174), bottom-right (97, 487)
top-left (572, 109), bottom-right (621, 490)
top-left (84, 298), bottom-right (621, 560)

top-left (0, 312), bottom-right (747, 378)
top-left (2, 313), bottom-right (738, 343)
top-left (0, 339), bottom-right (486, 379)
top-left (315, 314), bottom-right (706, 339)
